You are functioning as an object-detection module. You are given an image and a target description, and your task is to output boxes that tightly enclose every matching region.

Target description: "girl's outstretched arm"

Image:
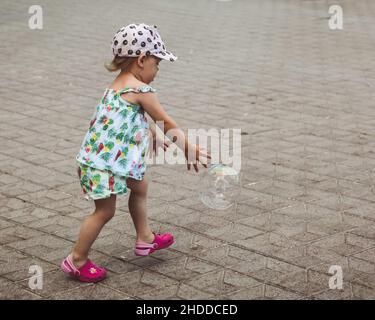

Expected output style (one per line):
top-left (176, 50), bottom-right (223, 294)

top-left (138, 92), bottom-right (211, 172)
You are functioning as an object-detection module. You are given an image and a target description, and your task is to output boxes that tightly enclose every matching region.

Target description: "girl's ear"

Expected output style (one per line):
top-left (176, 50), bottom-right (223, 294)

top-left (137, 53), bottom-right (147, 67)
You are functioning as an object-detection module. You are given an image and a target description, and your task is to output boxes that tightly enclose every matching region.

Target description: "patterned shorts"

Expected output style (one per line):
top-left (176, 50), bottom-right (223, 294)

top-left (77, 163), bottom-right (128, 201)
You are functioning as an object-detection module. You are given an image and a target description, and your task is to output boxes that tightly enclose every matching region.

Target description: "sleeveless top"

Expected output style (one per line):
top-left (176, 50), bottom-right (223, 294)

top-left (75, 85), bottom-right (156, 179)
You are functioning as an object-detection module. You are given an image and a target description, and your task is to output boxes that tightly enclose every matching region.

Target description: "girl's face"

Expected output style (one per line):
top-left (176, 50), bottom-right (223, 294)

top-left (137, 55), bottom-right (161, 84)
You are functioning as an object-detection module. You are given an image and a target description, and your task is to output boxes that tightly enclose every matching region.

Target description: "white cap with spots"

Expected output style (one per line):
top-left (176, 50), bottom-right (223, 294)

top-left (111, 23), bottom-right (178, 62)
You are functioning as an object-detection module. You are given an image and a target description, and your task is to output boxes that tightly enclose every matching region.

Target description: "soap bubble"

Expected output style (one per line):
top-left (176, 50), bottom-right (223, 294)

top-left (198, 164), bottom-right (241, 210)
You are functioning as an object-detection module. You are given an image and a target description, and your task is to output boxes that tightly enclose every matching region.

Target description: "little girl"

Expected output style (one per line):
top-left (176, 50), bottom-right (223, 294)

top-left (61, 23), bottom-right (210, 282)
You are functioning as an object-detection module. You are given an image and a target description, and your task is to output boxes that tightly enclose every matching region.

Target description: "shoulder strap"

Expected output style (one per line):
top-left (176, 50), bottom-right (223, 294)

top-left (118, 85), bottom-right (156, 95)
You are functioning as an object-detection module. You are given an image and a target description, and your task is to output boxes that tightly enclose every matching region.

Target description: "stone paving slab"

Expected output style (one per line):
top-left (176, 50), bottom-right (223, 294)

top-left (1, 0), bottom-right (375, 299)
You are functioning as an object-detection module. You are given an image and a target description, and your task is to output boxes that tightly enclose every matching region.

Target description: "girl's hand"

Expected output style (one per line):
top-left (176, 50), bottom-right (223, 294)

top-left (150, 131), bottom-right (171, 156)
top-left (185, 143), bottom-right (211, 172)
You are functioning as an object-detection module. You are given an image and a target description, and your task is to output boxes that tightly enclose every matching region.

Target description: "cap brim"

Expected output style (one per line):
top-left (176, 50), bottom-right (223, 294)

top-left (154, 51), bottom-right (178, 62)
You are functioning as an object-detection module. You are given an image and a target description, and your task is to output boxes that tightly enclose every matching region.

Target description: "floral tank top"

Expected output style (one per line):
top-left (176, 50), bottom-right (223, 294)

top-left (75, 85), bottom-right (156, 179)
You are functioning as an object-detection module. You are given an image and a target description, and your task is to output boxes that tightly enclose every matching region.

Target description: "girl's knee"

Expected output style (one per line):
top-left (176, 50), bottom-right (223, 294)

top-left (94, 207), bottom-right (115, 222)
top-left (94, 195), bottom-right (116, 222)
top-left (127, 177), bottom-right (148, 196)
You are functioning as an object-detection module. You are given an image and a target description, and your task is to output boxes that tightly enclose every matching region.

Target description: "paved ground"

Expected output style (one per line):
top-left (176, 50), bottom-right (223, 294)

top-left (1, 0), bottom-right (375, 300)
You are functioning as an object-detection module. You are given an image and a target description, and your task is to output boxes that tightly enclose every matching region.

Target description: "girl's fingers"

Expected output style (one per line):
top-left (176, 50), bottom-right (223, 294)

top-left (193, 163), bottom-right (199, 172)
top-left (187, 153), bottom-right (210, 172)
top-left (199, 154), bottom-right (211, 165)
top-left (199, 150), bottom-right (211, 159)
top-left (199, 160), bottom-right (207, 168)
top-left (197, 155), bottom-right (208, 167)
top-left (187, 161), bottom-right (200, 172)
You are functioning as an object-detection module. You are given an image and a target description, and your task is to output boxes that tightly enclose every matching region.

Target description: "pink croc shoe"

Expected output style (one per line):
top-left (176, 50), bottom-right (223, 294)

top-left (134, 232), bottom-right (174, 256)
top-left (61, 255), bottom-right (107, 283)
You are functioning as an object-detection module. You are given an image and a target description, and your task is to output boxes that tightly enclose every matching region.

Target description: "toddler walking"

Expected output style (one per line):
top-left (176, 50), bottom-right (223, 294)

top-left (61, 23), bottom-right (210, 282)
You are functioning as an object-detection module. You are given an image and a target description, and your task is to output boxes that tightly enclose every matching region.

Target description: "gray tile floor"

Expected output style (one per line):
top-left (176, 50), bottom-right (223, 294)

top-left (1, 0), bottom-right (375, 299)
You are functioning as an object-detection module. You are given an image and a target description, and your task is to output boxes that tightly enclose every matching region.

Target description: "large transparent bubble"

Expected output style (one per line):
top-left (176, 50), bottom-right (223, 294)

top-left (198, 164), bottom-right (241, 210)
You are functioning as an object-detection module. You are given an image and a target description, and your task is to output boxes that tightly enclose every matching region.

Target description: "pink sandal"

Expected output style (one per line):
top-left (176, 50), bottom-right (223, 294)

top-left (61, 255), bottom-right (107, 283)
top-left (134, 232), bottom-right (174, 256)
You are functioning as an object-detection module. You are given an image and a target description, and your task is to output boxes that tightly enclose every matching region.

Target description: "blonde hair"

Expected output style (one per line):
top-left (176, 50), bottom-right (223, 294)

top-left (104, 54), bottom-right (153, 72)
top-left (104, 55), bottom-right (138, 72)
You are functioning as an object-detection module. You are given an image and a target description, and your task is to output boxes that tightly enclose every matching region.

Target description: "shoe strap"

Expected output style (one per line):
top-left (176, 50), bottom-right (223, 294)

top-left (66, 255), bottom-right (80, 276)
top-left (135, 241), bottom-right (158, 249)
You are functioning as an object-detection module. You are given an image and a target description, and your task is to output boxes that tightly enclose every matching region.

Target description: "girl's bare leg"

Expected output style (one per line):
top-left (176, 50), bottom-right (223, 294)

top-left (126, 177), bottom-right (154, 243)
top-left (71, 194), bottom-right (117, 268)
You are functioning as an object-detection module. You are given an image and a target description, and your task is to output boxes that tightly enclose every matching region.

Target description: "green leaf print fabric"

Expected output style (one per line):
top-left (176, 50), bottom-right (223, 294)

top-left (76, 85), bottom-right (156, 180)
top-left (77, 163), bottom-right (128, 200)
